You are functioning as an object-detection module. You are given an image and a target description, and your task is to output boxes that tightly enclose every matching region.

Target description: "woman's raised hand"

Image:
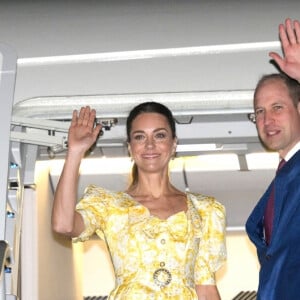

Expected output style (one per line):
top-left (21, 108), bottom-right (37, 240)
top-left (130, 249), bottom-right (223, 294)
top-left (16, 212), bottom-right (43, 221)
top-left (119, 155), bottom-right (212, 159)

top-left (269, 18), bottom-right (300, 82)
top-left (68, 106), bottom-right (102, 156)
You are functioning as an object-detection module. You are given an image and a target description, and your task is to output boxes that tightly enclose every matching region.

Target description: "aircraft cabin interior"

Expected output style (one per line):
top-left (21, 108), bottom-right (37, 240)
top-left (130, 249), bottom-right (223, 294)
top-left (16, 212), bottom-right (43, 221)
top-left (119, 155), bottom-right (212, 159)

top-left (1, 1), bottom-right (300, 299)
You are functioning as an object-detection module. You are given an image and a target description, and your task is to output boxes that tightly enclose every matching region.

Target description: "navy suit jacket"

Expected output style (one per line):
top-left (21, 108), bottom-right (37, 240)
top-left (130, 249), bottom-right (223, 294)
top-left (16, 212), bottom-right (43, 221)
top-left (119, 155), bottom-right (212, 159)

top-left (246, 150), bottom-right (300, 300)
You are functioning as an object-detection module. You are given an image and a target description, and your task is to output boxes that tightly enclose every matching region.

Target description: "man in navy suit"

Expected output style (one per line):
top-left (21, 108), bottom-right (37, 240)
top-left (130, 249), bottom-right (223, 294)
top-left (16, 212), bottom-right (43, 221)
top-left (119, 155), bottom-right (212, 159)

top-left (246, 18), bottom-right (300, 300)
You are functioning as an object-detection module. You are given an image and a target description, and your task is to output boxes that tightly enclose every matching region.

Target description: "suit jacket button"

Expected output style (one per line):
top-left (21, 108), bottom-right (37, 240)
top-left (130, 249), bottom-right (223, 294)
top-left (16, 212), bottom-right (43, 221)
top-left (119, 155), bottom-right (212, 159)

top-left (266, 255), bottom-right (271, 260)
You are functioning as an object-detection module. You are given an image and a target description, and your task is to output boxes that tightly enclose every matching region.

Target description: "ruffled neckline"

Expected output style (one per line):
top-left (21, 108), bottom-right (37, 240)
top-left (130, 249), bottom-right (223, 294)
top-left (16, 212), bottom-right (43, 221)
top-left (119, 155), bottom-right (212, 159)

top-left (115, 192), bottom-right (202, 240)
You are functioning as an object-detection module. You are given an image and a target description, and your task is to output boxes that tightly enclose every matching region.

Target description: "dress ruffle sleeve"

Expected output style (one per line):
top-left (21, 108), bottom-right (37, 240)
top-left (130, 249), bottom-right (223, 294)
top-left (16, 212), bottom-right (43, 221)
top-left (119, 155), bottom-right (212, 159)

top-left (72, 185), bottom-right (108, 242)
top-left (190, 194), bottom-right (227, 285)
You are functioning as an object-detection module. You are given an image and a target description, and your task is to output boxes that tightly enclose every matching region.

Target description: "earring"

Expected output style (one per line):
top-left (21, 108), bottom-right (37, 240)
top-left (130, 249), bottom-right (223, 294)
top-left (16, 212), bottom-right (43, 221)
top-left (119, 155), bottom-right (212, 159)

top-left (171, 151), bottom-right (176, 160)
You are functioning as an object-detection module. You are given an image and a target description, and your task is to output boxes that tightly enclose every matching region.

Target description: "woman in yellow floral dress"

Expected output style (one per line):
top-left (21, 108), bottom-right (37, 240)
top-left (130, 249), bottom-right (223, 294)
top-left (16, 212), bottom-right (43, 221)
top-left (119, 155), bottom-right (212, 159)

top-left (52, 102), bottom-right (226, 300)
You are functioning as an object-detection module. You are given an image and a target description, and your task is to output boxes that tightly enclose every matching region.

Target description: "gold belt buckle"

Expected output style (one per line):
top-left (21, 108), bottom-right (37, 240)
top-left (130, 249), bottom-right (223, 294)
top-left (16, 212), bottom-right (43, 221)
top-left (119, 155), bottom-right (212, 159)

top-left (153, 268), bottom-right (172, 287)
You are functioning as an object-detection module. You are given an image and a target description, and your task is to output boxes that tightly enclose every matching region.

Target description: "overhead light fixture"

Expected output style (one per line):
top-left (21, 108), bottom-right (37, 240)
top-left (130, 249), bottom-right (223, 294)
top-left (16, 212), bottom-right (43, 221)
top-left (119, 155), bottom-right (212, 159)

top-left (17, 41), bottom-right (280, 67)
top-left (49, 157), bottom-right (133, 176)
top-left (49, 154), bottom-right (242, 176)
top-left (47, 151), bottom-right (280, 175)
top-left (246, 152), bottom-right (279, 170)
top-left (176, 144), bottom-right (221, 152)
top-left (182, 154), bottom-right (240, 171)
top-left (176, 143), bottom-right (248, 153)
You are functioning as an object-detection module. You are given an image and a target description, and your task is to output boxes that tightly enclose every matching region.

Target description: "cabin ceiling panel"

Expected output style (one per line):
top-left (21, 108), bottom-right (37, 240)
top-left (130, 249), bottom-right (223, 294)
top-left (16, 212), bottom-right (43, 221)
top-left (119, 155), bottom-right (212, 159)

top-left (14, 50), bottom-right (279, 104)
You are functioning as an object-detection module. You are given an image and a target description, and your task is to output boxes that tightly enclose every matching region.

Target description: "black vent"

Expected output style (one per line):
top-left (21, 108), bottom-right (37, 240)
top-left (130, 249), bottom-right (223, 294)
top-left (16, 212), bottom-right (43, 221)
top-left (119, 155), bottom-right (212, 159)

top-left (232, 291), bottom-right (257, 300)
top-left (84, 297), bottom-right (108, 300)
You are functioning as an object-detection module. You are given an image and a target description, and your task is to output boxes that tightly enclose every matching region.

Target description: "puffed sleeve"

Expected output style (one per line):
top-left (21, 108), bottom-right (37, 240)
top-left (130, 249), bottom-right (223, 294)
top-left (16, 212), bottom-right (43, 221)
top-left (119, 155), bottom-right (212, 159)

top-left (193, 196), bottom-right (227, 285)
top-left (72, 185), bottom-right (107, 242)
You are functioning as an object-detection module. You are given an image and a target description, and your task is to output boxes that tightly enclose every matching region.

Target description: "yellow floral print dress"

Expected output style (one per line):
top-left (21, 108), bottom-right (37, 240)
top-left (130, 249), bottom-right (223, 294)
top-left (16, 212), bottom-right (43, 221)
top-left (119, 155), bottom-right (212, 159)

top-left (74, 185), bottom-right (226, 300)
